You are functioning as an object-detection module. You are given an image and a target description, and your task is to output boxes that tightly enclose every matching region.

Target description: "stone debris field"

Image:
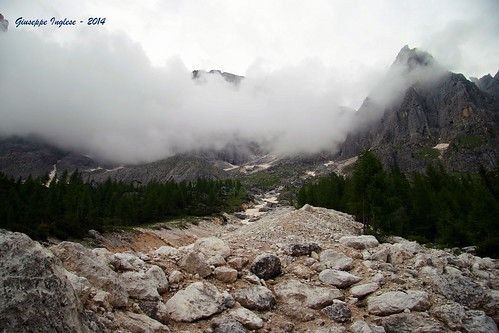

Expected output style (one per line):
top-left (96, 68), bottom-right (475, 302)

top-left (1, 201), bottom-right (498, 333)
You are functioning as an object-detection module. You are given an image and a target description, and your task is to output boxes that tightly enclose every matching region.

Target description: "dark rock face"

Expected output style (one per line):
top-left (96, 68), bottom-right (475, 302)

top-left (251, 254), bottom-right (282, 280)
top-left (0, 230), bottom-right (101, 333)
top-left (338, 46), bottom-right (499, 173)
top-left (472, 71), bottom-right (499, 99)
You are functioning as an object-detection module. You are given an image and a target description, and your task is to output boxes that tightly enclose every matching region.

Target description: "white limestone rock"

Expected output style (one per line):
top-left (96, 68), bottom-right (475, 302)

top-left (319, 269), bottom-right (362, 288)
top-left (350, 282), bottom-right (379, 298)
top-left (367, 290), bottom-right (430, 316)
top-left (339, 235), bottom-right (379, 250)
top-left (163, 282), bottom-right (226, 322)
top-left (275, 279), bottom-right (344, 309)
top-left (194, 236), bottom-right (231, 258)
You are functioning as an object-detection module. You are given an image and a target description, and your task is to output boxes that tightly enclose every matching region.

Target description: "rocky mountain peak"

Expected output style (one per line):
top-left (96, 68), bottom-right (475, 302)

top-left (338, 46), bottom-right (499, 173)
top-left (192, 69), bottom-right (244, 85)
top-left (471, 71), bottom-right (499, 99)
top-left (392, 45), bottom-right (438, 71)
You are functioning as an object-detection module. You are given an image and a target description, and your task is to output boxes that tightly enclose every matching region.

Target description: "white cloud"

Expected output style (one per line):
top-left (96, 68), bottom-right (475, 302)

top-left (0, 0), bottom-right (497, 163)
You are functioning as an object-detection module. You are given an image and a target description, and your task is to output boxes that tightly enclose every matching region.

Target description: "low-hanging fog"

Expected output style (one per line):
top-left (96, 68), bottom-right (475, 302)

top-left (0, 19), bottom-right (496, 164)
top-left (0, 30), bottom-right (377, 163)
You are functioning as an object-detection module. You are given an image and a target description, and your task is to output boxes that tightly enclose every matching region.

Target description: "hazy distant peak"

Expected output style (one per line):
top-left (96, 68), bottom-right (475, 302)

top-left (0, 13), bottom-right (8, 32)
top-left (471, 70), bottom-right (499, 99)
top-left (392, 45), bottom-right (438, 71)
top-left (192, 69), bottom-right (244, 85)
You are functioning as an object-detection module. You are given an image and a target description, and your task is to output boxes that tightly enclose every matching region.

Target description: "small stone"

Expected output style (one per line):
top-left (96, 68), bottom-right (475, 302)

top-left (322, 300), bottom-right (352, 323)
top-left (350, 321), bottom-right (374, 333)
top-left (319, 269), bottom-right (362, 288)
top-left (207, 255), bottom-right (227, 267)
top-left (288, 263), bottom-right (313, 279)
top-left (228, 257), bottom-right (248, 270)
top-left (350, 282), bottom-right (379, 298)
top-left (169, 270), bottom-right (183, 285)
top-left (214, 266), bottom-right (238, 283)
top-left (212, 319), bottom-right (247, 333)
top-left (381, 313), bottom-right (446, 333)
top-left (288, 243), bottom-right (322, 257)
top-left (230, 307), bottom-right (264, 329)
top-left (339, 235), bottom-right (379, 250)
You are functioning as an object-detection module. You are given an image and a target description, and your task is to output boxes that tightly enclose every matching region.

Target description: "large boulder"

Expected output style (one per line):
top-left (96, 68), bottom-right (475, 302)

top-left (251, 254), bottom-right (282, 280)
top-left (194, 237), bottom-right (231, 258)
top-left (163, 282), bottom-right (226, 322)
top-left (433, 275), bottom-right (491, 310)
top-left (432, 303), bottom-right (498, 333)
top-left (0, 230), bottom-right (101, 333)
top-left (274, 280), bottom-right (344, 309)
top-left (177, 251), bottom-right (212, 278)
top-left (152, 246), bottom-right (180, 260)
top-left (233, 286), bottom-right (276, 310)
top-left (114, 252), bottom-right (146, 271)
top-left (367, 290), bottom-right (430, 316)
top-left (50, 241), bottom-right (129, 307)
top-left (320, 250), bottom-right (354, 271)
top-left (120, 265), bottom-right (168, 301)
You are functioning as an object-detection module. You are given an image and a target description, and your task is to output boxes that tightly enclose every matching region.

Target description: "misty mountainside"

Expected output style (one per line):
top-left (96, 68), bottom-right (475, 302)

top-left (0, 136), bottom-right (107, 180)
top-left (0, 136), bottom-right (255, 183)
top-left (338, 46), bottom-right (499, 173)
top-left (2, 46), bottom-right (498, 185)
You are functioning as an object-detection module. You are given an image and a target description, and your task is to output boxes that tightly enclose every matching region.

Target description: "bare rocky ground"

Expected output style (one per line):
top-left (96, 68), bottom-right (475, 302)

top-left (1, 194), bottom-right (498, 333)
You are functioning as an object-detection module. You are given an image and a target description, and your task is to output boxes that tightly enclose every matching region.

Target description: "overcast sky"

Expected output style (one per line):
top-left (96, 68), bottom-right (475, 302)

top-left (1, 1), bottom-right (498, 163)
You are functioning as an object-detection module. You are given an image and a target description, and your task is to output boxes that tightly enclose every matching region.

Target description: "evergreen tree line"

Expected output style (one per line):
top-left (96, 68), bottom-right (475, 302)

top-left (0, 170), bottom-right (246, 240)
top-left (297, 151), bottom-right (499, 258)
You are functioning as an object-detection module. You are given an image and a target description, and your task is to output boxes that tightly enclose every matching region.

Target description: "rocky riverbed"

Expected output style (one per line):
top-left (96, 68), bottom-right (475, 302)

top-left (1, 200), bottom-right (498, 333)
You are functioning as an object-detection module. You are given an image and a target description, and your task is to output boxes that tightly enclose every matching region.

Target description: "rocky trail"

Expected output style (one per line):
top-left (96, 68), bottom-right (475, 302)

top-left (1, 195), bottom-right (498, 333)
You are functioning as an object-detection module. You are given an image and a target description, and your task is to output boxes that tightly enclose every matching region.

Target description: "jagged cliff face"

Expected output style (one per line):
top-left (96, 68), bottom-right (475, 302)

top-left (338, 46), bottom-right (499, 172)
top-left (472, 71), bottom-right (499, 100)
